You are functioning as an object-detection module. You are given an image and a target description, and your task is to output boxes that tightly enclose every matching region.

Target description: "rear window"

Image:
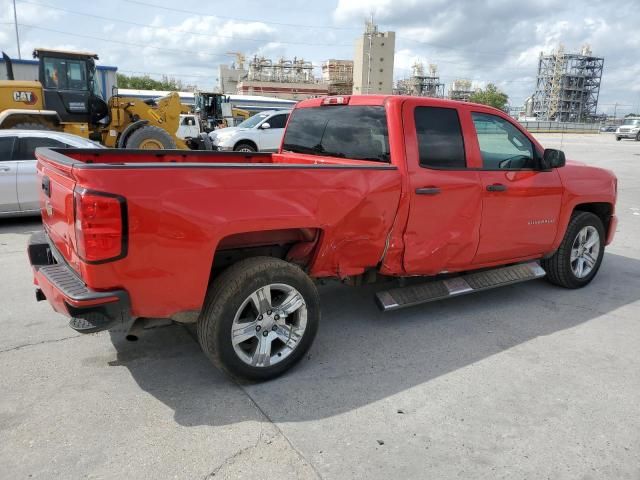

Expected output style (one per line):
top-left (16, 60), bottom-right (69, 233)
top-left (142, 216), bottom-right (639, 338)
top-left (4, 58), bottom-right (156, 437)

top-left (282, 106), bottom-right (390, 162)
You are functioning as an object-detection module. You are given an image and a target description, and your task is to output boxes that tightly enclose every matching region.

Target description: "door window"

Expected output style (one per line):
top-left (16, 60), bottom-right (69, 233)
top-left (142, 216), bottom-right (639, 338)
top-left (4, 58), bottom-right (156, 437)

top-left (414, 107), bottom-right (466, 169)
top-left (472, 112), bottom-right (535, 169)
top-left (18, 137), bottom-right (66, 160)
top-left (266, 114), bottom-right (288, 129)
top-left (0, 137), bottom-right (16, 161)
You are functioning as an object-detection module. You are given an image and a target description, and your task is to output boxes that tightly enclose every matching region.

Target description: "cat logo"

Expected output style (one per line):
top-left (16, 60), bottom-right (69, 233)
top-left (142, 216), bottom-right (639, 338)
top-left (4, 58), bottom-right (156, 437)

top-left (13, 91), bottom-right (38, 105)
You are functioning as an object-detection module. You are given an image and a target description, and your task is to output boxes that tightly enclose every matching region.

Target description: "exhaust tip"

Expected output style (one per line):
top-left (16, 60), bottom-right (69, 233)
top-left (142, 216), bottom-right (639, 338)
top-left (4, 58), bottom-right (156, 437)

top-left (125, 334), bottom-right (139, 342)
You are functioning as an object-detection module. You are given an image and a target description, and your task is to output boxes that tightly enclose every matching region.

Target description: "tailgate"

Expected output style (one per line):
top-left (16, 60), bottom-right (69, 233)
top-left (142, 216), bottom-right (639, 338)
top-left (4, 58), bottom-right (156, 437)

top-left (35, 148), bottom-right (78, 269)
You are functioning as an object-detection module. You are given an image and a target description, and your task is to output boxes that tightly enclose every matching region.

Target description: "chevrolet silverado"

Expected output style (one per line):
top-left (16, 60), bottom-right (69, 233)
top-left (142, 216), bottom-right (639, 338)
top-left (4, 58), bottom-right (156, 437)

top-left (29, 95), bottom-right (618, 380)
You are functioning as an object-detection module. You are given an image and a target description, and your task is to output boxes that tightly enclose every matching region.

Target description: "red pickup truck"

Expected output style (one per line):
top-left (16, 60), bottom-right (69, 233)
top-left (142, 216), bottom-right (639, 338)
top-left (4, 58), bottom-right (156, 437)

top-left (30, 95), bottom-right (618, 380)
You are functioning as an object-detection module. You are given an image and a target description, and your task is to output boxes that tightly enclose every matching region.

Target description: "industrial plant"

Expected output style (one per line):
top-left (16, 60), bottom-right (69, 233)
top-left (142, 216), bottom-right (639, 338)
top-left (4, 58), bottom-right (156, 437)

top-left (529, 45), bottom-right (604, 122)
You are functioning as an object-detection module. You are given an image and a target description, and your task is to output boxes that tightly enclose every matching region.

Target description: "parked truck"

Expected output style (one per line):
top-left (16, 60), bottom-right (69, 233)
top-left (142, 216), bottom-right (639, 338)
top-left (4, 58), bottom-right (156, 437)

top-left (29, 95), bottom-right (618, 380)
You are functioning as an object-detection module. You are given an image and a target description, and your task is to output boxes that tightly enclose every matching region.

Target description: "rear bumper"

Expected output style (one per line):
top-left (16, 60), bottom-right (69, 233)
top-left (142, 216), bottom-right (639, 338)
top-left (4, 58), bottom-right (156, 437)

top-left (29, 231), bottom-right (131, 333)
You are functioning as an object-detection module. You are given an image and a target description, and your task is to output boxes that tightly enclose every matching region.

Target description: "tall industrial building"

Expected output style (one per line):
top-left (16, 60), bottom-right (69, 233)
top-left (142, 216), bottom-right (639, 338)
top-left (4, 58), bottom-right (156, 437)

top-left (218, 53), bottom-right (247, 94)
top-left (531, 45), bottom-right (604, 122)
top-left (322, 59), bottom-right (353, 95)
top-left (395, 62), bottom-right (444, 97)
top-left (352, 20), bottom-right (395, 95)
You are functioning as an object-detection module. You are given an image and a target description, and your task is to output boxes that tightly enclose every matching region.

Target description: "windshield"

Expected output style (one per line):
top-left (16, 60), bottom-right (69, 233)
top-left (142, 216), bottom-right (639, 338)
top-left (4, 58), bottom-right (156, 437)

top-left (282, 105), bottom-right (390, 162)
top-left (237, 113), bottom-right (269, 129)
top-left (622, 119), bottom-right (640, 126)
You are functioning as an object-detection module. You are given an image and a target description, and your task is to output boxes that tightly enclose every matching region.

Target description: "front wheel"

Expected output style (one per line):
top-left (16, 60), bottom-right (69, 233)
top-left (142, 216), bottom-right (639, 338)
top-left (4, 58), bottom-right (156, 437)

top-left (234, 142), bottom-right (256, 152)
top-left (197, 257), bottom-right (320, 381)
top-left (542, 211), bottom-right (605, 288)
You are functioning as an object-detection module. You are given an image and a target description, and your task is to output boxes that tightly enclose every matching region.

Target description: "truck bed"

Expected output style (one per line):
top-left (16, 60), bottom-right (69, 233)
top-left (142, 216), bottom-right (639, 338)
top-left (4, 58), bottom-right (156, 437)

top-left (35, 148), bottom-right (402, 319)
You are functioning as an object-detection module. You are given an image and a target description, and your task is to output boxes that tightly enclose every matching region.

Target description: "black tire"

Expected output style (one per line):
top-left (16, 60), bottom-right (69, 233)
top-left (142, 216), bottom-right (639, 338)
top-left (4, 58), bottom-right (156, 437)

top-left (616, 136), bottom-right (622, 141)
top-left (233, 142), bottom-right (256, 152)
top-left (541, 211), bottom-right (605, 289)
top-left (125, 125), bottom-right (176, 149)
top-left (197, 257), bottom-right (320, 381)
top-left (636, 132), bottom-right (640, 141)
top-left (11, 122), bottom-right (55, 131)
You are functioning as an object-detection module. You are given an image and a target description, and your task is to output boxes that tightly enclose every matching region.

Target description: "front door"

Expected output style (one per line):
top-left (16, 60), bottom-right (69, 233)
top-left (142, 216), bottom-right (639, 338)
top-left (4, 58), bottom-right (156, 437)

top-left (469, 111), bottom-right (563, 264)
top-left (0, 137), bottom-right (18, 213)
top-left (402, 103), bottom-right (483, 275)
top-left (258, 113), bottom-right (289, 151)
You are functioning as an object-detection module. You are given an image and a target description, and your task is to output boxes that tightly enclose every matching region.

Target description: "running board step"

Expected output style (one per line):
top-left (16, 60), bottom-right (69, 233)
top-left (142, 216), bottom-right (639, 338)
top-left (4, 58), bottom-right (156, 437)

top-left (376, 262), bottom-right (546, 311)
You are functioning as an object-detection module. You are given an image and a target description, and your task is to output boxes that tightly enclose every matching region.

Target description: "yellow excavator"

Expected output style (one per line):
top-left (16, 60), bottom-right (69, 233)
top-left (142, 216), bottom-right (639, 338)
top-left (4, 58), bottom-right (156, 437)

top-left (0, 49), bottom-right (219, 149)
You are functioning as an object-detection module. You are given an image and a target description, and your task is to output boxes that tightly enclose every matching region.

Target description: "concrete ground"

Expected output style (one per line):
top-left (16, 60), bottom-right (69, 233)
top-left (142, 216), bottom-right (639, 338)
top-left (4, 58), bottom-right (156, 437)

top-left (1, 133), bottom-right (639, 479)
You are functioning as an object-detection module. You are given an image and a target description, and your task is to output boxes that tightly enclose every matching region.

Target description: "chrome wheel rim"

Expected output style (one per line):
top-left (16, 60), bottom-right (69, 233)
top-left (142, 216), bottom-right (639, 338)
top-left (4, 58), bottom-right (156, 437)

top-left (231, 283), bottom-right (307, 368)
top-left (237, 147), bottom-right (253, 152)
top-left (570, 226), bottom-right (600, 278)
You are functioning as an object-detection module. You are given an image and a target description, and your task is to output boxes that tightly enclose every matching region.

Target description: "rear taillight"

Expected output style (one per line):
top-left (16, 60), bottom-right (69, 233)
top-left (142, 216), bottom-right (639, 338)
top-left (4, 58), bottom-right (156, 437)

top-left (74, 189), bottom-right (127, 263)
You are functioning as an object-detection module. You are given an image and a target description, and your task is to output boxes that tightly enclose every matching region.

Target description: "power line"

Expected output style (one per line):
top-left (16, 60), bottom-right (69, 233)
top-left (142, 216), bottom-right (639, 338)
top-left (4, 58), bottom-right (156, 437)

top-left (124, 0), bottom-right (519, 59)
top-left (15, 0), bottom-right (354, 48)
top-left (124, 0), bottom-right (361, 31)
top-left (13, 0), bottom-right (544, 71)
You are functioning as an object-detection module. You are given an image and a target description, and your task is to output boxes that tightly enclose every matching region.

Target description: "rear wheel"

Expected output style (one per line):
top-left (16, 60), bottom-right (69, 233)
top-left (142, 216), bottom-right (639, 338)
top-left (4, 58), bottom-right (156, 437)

top-left (636, 132), bottom-right (640, 141)
top-left (197, 257), bottom-right (320, 381)
top-left (542, 211), bottom-right (605, 288)
top-left (234, 142), bottom-right (256, 152)
top-left (616, 136), bottom-right (622, 141)
top-left (125, 125), bottom-right (176, 149)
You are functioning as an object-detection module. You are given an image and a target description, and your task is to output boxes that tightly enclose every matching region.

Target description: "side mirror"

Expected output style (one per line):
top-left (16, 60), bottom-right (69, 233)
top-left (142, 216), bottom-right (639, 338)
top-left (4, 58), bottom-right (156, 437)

top-left (542, 148), bottom-right (566, 169)
top-left (260, 122), bottom-right (271, 129)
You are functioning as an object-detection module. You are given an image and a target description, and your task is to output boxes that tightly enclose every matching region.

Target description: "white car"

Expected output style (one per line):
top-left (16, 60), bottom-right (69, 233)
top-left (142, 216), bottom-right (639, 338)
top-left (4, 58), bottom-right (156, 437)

top-left (615, 117), bottom-right (640, 141)
top-left (209, 110), bottom-right (291, 152)
top-left (0, 130), bottom-right (104, 217)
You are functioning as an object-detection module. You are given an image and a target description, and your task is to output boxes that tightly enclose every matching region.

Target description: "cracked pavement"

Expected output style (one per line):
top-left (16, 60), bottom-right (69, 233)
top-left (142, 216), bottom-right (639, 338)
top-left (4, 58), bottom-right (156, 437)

top-left (1, 134), bottom-right (639, 479)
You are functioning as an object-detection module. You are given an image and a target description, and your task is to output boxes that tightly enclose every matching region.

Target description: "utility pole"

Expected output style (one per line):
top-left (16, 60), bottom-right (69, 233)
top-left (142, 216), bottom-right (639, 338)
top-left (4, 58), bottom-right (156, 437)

top-left (13, 0), bottom-right (21, 59)
top-left (365, 15), bottom-right (373, 95)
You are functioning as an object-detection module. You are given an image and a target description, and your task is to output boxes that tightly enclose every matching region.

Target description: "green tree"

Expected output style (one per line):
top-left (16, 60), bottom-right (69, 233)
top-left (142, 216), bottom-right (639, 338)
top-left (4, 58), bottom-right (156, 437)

top-left (117, 73), bottom-right (183, 91)
top-left (625, 113), bottom-right (639, 118)
top-left (469, 83), bottom-right (509, 110)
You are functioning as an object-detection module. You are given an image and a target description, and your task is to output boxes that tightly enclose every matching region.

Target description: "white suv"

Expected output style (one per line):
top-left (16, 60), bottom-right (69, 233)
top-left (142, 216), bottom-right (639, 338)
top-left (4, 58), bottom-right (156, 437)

top-left (208, 110), bottom-right (291, 152)
top-left (615, 117), bottom-right (640, 141)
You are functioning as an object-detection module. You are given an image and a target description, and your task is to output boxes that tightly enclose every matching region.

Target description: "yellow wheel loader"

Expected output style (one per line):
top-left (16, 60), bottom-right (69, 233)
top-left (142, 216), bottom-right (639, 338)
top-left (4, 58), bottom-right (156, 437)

top-left (0, 49), bottom-right (212, 149)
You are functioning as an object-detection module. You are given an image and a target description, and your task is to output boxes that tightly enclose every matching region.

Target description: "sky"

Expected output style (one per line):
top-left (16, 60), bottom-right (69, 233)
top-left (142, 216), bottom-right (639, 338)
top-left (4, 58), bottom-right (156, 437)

top-left (1, 0), bottom-right (639, 116)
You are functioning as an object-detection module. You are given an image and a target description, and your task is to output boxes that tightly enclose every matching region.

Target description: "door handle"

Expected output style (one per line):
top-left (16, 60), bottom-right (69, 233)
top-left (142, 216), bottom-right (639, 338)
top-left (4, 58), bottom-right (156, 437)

top-left (415, 187), bottom-right (441, 195)
top-left (0, 167), bottom-right (10, 172)
top-left (486, 183), bottom-right (507, 192)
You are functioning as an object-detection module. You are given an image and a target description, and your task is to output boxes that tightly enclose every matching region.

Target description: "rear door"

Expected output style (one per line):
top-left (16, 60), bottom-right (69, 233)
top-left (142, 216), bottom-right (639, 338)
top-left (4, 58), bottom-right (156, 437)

top-left (16, 136), bottom-right (66, 212)
top-left (401, 102), bottom-right (483, 275)
top-left (259, 113), bottom-right (289, 151)
top-left (0, 136), bottom-right (19, 213)
top-left (468, 110), bottom-right (563, 264)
